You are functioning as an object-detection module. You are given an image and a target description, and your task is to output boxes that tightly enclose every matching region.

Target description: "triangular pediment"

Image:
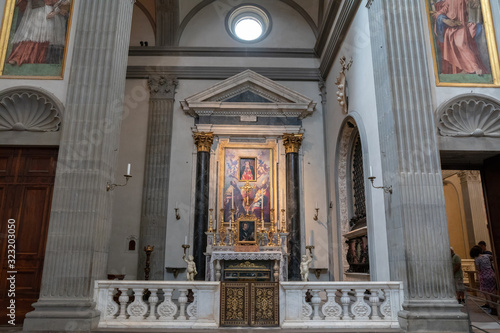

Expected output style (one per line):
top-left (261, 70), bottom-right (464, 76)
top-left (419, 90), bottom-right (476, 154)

top-left (180, 70), bottom-right (316, 119)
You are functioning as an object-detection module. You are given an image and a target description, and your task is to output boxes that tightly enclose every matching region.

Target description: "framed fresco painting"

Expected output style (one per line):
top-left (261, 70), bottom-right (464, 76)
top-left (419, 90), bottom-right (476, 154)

top-left (425, 0), bottom-right (500, 86)
top-left (237, 219), bottom-right (257, 245)
top-left (0, 0), bottom-right (74, 79)
top-left (219, 141), bottom-right (276, 224)
top-left (239, 157), bottom-right (257, 182)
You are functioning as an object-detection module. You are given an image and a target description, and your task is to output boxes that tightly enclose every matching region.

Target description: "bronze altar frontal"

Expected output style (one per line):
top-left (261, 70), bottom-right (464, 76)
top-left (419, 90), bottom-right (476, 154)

top-left (224, 261), bottom-right (271, 281)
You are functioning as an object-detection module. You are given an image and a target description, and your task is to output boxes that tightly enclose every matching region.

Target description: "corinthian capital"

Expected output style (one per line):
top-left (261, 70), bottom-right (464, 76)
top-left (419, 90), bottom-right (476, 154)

top-left (282, 133), bottom-right (303, 154)
top-left (147, 75), bottom-right (178, 99)
top-left (193, 132), bottom-right (214, 153)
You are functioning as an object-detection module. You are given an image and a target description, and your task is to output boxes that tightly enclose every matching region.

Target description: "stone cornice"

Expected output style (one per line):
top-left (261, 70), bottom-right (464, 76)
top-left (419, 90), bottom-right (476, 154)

top-left (319, 0), bottom-right (361, 79)
top-left (128, 47), bottom-right (317, 58)
top-left (127, 66), bottom-right (321, 81)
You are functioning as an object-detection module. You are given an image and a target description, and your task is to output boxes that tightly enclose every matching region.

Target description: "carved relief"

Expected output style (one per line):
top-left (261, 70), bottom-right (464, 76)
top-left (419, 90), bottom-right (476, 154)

top-left (335, 56), bottom-right (353, 114)
top-left (126, 289), bottom-right (148, 320)
top-left (0, 91), bottom-right (60, 131)
top-left (437, 96), bottom-right (500, 137)
top-left (147, 75), bottom-right (178, 100)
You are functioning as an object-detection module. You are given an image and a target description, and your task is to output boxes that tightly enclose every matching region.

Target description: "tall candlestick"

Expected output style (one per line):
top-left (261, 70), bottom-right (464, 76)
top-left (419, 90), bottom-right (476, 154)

top-left (127, 163), bottom-right (131, 175)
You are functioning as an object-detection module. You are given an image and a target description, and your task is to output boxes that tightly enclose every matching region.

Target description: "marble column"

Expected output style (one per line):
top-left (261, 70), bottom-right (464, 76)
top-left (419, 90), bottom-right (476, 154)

top-left (458, 171), bottom-right (489, 247)
top-left (193, 132), bottom-right (214, 280)
top-left (283, 133), bottom-right (303, 281)
top-left (137, 76), bottom-right (178, 280)
top-left (368, 2), bottom-right (468, 332)
top-left (23, 1), bottom-right (134, 331)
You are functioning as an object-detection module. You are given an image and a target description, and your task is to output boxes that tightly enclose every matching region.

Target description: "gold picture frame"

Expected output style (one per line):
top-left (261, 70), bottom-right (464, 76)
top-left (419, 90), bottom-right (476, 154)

top-left (0, 0), bottom-right (74, 79)
top-left (425, 0), bottom-right (500, 86)
top-left (238, 157), bottom-right (257, 182)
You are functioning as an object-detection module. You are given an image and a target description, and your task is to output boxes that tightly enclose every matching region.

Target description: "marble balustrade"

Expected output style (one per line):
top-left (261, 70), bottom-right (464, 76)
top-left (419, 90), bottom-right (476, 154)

top-left (280, 282), bottom-right (403, 329)
top-left (94, 280), bottom-right (403, 329)
top-left (94, 281), bottom-right (220, 328)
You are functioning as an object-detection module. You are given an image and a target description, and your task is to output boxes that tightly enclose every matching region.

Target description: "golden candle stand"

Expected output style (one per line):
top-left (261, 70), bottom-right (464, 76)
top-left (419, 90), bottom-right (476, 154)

top-left (181, 244), bottom-right (190, 256)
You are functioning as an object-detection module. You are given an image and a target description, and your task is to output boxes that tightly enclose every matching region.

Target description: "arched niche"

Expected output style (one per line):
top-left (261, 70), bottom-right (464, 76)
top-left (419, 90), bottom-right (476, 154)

top-left (0, 87), bottom-right (64, 146)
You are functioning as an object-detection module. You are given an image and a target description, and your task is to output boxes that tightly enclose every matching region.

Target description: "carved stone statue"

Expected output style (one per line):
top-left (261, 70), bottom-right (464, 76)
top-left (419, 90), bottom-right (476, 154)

top-left (183, 254), bottom-right (197, 281)
top-left (300, 253), bottom-right (313, 281)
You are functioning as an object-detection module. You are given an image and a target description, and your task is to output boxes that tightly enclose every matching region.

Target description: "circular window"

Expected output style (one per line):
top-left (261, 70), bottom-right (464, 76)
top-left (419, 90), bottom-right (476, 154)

top-left (226, 4), bottom-right (271, 43)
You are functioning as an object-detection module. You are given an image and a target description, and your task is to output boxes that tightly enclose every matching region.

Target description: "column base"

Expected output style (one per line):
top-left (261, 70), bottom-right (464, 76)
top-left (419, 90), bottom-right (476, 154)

top-left (23, 299), bottom-right (100, 332)
top-left (398, 300), bottom-right (469, 333)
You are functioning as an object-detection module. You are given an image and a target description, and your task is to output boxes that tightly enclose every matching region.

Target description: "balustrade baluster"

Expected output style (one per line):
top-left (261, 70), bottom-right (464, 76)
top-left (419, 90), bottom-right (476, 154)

top-left (311, 289), bottom-right (322, 320)
top-left (351, 289), bottom-right (371, 320)
top-left (369, 289), bottom-right (381, 320)
top-left (178, 288), bottom-right (188, 320)
top-left (117, 287), bottom-right (129, 319)
top-left (148, 288), bottom-right (158, 321)
top-left (157, 288), bottom-right (177, 321)
top-left (322, 289), bottom-right (342, 320)
top-left (340, 289), bottom-right (352, 320)
top-left (106, 288), bottom-right (119, 319)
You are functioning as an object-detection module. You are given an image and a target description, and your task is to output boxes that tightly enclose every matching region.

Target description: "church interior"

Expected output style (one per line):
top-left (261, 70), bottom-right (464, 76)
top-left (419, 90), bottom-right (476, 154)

top-left (0, 0), bottom-right (500, 331)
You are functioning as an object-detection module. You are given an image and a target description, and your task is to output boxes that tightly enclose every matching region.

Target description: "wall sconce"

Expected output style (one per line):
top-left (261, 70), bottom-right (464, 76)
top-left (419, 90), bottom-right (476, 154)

top-left (313, 202), bottom-right (319, 221)
top-left (107, 164), bottom-right (132, 191)
top-left (175, 202), bottom-right (181, 220)
top-left (368, 176), bottom-right (393, 194)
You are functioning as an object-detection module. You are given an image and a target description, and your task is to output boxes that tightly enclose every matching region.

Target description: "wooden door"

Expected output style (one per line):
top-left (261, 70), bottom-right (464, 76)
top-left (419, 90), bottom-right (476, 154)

top-left (220, 282), bottom-right (279, 327)
top-left (0, 147), bottom-right (58, 325)
top-left (482, 154), bottom-right (500, 276)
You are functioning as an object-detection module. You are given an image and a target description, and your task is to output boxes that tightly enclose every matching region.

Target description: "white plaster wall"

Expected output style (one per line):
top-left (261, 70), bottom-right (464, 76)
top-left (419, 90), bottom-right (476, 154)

top-left (108, 79), bottom-right (151, 280)
top-left (323, 5), bottom-right (390, 281)
top-left (179, 0), bottom-right (316, 48)
top-left (130, 4), bottom-right (156, 47)
top-left (0, 0), bottom-right (79, 107)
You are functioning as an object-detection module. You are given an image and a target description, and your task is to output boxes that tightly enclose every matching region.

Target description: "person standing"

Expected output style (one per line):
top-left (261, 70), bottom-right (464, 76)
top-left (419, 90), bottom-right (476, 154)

top-left (470, 245), bottom-right (497, 315)
top-left (451, 247), bottom-right (465, 304)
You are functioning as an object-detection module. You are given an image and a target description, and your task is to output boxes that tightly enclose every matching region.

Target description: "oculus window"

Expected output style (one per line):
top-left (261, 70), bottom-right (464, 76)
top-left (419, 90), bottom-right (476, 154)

top-left (226, 5), bottom-right (271, 43)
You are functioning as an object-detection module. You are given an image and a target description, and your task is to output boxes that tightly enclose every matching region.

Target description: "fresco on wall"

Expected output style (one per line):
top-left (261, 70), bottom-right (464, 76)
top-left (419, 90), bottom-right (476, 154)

top-left (426, 0), bottom-right (500, 86)
top-left (0, 0), bottom-right (73, 78)
top-left (221, 147), bottom-right (273, 224)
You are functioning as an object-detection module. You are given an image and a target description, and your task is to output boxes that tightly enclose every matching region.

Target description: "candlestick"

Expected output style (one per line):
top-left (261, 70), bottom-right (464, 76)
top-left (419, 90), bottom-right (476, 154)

top-left (127, 163), bottom-right (131, 176)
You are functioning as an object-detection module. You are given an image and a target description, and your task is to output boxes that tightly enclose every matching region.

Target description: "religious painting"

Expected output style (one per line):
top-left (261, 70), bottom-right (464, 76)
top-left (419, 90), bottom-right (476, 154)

top-left (237, 220), bottom-right (256, 244)
top-left (220, 143), bottom-right (275, 224)
top-left (425, 0), bottom-right (500, 86)
top-left (0, 0), bottom-right (74, 78)
top-left (239, 157), bottom-right (257, 182)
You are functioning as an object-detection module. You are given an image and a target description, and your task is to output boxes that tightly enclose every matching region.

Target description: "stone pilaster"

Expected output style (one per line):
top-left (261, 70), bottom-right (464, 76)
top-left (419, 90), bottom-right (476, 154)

top-left (137, 76), bottom-right (178, 280)
top-left (368, 2), bottom-right (468, 332)
top-left (193, 132), bottom-right (214, 280)
top-left (23, 1), bottom-right (134, 331)
top-left (155, 0), bottom-right (179, 46)
top-left (458, 170), bottom-right (489, 247)
top-left (283, 133), bottom-right (303, 281)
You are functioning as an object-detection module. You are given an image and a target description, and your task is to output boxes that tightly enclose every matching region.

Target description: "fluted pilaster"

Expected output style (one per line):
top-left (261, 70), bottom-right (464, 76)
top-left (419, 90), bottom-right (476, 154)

top-left (23, 1), bottom-right (134, 331)
top-left (283, 133), bottom-right (303, 280)
top-left (137, 76), bottom-right (178, 280)
top-left (458, 171), bottom-right (489, 247)
top-left (368, 1), bottom-right (468, 331)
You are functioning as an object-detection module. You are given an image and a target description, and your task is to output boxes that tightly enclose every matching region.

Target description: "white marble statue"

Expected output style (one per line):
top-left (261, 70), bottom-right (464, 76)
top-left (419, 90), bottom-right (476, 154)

top-left (300, 253), bottom-right (314, 281)
top-left (183, 254), bottom-right (197, 281)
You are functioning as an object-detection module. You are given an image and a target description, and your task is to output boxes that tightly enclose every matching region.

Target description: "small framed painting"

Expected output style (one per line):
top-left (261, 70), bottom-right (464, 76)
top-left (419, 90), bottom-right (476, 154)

top-left (237, 219), bottom-right (256, 245)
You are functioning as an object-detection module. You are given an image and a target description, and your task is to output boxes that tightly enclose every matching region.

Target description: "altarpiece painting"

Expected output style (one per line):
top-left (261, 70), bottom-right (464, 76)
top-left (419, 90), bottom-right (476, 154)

top-left (219, 142), bottom-right (275, 224)
top-left (0, 0), bottom-right (73, 78)
top-left (425, 0), bottom-right (500, 86)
